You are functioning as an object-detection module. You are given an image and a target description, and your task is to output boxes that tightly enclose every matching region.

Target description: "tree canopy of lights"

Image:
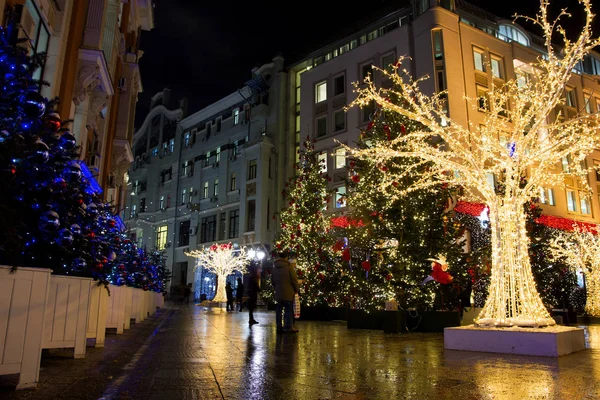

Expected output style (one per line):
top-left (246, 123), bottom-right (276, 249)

top-left (344, 0), bottom-right (600, 327)
top-left (185, 243), bottom-right (248, 303)
top-left (275, 137), bottom-right (346, 306)
top-left (547, 225), bottom-right (600, 316)
top-left (344, 106), bottom-right (469, 311)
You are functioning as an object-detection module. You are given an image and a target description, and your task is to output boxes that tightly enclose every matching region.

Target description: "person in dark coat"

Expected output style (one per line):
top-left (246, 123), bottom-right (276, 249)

top-left (226, 280), bottom-right (234, 311)
top-left (236, 277), bottom-right (244, 311)
top-left (272, 251), bottom-right (299, 333)
top-left (247, 264), bottom-right (261, 325)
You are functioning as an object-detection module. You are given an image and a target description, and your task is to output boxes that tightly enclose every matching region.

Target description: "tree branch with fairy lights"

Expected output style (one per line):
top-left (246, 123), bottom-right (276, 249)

top-left (343, 0), bottom-right (600, 327)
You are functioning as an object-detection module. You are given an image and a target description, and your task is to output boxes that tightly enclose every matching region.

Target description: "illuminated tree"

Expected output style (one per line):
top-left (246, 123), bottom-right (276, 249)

top-left (185, 243), bottom-right (248, 303)
top-left (345, 0), bottom-right (600, 327)
top-left (547, 225), bottom-right (600, 316)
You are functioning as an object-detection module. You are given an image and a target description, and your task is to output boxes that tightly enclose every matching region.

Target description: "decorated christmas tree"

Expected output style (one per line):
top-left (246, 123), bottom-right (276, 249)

top-left (345, 103), bottom-right (469, 311)
top-left (275, 137), bottom-right (346, 306)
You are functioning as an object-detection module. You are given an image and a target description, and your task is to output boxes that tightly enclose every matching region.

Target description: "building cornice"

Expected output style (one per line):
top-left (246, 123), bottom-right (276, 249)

top-left (133, 105), bottom-right (184, 143)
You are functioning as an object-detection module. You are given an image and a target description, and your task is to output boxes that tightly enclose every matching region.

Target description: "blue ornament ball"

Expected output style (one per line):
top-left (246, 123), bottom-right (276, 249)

top-left (58, 132), bottom-right (76, 150)
top-left (87, 203), bottom-right (98, 216)
top-left (51, 177), bottom-right (67, 193)
top-left (71, 258), bottom-right (87, 272)
top-left (63, 160), bottom-right (81, 182)
top-left (70, 223), bottom-right (82, 236)
top-left (39, 210), bottom-right (60, 233)
top-left (56, 228), bottom-right (74, 246)
top-left (19, 91), bottom-right (46, 119)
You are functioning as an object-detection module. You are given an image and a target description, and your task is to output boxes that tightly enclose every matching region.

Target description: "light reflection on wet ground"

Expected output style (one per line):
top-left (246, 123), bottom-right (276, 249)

top-left (144, 305), bottom-right (600, 400)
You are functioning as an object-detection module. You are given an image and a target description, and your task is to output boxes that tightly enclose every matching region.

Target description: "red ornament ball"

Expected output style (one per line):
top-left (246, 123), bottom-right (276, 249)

top-left (361, 260), bottom-right (371, 271)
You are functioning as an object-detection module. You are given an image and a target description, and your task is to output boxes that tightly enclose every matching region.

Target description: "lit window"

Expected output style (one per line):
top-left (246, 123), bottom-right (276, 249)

top-left (234, 108), bottom-right (240, 124)
top-left (567, 190), bottom-right (577, 212)
top-left (585, 96), bottom-right (593, 114)
top-left (580, 196), bottom-right (592, 215)
top-left (315, 81), bottom-right (327, 103)
top-left (203, 181), bottom-right (209, 198)
top-left (432, 30), bottom-right (443, 61)
top-left (248, 159), bottom-right (257, 180)
top-left (130, 204), bottom-right (137, 218)
top-left (213, 179), bottom-right (219, 197)
top-left (476, 85), bottom-right (488, 111)
top-left (498, 25), bottom-right (529, 46)
top-left (184, 132), bottom-right (191, 147)
top-left (216, 147), bottom-right (221, 163)
top-left (318, 152), bottom-right (327, 173)
top-left (230, 173), bottom-right (237, 191)
top-left (156, 225), bottom-right (168, 250)
top-left (516, 71), bottom-right (529, 88)
top-left (473, 48), bottom-right (486, 72)
top-left (565, 88), bottom-right (577, 108)
top-left (491, 55), bottom-right (503, 79)
top-left (562, 155), bottom-right (572, 173)
top-left (334, 147), bottom-right (346, 169)
top-left (181, 188), bottom-right (187, 205)
top-left (169, 138), bottom-right (175, 153)
top-left (539, 188), bottom-right (555, 206)
top-left (335, 186), bottom-right (347, 208)
top-left (159, 195), bottom-right (165, 209)
top-left (486, 173), bottom-right (495, 189)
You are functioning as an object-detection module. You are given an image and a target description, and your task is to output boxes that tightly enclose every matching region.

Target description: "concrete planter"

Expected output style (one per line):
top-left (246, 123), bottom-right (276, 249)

top-left (0, 266), bottom-right (52, 389)
top-left (156, 292), bottom-right (164, 308)
top-left (105, 285), bottom-right (127, 334)
top-left (86, 283), bottom-right (109, 347)
top-left (43, 275), bottom-right (93, 358)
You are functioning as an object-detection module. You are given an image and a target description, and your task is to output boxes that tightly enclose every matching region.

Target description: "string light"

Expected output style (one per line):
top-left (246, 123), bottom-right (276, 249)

top-left (343, 0), bottom-right (600, 327)
top-left (185, 243), bottom-right (249, 302)
top-left (547, 225), bottom-right (600, 317)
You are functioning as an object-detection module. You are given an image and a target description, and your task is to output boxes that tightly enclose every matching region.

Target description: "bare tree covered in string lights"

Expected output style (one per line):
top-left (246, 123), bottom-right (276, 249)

top-left (343, 0), bottom-right (600, 327)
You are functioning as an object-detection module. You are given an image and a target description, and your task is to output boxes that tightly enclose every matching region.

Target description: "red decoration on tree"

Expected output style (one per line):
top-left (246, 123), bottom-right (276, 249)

top-left (351, 174), bottom-right (360, 183)
top-left (361, 260), bottom-right (371, 272)
top-left (342, 248), bottom-right (351, 261)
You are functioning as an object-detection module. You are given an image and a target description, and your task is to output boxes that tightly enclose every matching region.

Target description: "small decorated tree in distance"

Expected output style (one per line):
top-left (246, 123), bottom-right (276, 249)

top-left (186, 243), bottom-right (248, 303)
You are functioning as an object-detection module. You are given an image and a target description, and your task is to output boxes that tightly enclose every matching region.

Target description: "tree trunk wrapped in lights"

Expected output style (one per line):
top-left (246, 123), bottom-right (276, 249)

top-left (344, 0), bottom-right (600, 327)
top-left (548, 226), bottom-right (600, 317)
top-left (185, 243), bottom-right (248, 303)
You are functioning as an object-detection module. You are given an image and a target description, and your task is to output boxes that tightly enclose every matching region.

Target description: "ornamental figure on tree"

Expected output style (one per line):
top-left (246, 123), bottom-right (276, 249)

top-left (186, 243), bottom-right (248, 303)
top-left (547, 225), bottom-right (600, 317)
top-left (275, 137), bottom-right (345, 306)
top-left (344, 0), bottom-right (600, 327)
top-left (345, 106), bottom-right (468, 311)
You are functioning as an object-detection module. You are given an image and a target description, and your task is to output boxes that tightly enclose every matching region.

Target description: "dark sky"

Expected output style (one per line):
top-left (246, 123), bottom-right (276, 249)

top-left (134, 0), bottom-right (595, 129)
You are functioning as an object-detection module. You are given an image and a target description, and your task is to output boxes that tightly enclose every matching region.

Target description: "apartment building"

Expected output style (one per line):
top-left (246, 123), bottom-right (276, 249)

top-left (1, 0), bottom-right (154, 214)
top-left (125, 57), bottom-right (286, 296)
top-left (287, 0), bottom-right (600, 226)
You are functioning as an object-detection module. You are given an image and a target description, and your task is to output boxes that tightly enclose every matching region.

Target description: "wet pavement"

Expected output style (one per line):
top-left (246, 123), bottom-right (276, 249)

top-left (2, 303), bottom-right (600, 400)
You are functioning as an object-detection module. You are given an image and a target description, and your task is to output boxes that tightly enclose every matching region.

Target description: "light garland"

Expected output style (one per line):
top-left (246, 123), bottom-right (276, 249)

top-left (185, 243), bottom-right (249, 303)
top-left (547, 225), bottom-right (600, 317)
top-left (343, 0), bottom-right (600, 327)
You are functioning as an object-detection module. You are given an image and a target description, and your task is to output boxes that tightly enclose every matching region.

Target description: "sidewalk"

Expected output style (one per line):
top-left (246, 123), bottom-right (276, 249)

top-left (2, 304), bottom-right (600, 399)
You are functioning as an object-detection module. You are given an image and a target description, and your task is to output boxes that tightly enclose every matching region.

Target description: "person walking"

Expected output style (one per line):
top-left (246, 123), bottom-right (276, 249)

top-left (247, 264), bottom-right (261, 325)
top-left (236, 276), bottom-right (244, 311)
top-left (226, 280), bottom-right (234, 311)
top-left (272, 251), bottom-right (299, 333)
top-left (183, 283), bottom-right (192, 305)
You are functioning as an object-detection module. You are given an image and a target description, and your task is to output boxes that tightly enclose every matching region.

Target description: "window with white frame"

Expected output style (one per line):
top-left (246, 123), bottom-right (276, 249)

top-left (335, 186), bottom-right (347, 208)
top-left (473, 48), bottom-right (486, 72)
top-left (315, 81), bottom-right (327, 103)
top-left (203, 181), bottom-right (209, 198)
top-left (585, 95), bottom-right (593, 114)
top-left (334, 147), bottom-right (346, 169)
top-left (234, 108), bottom-right (240, 124)
top-left (181, 188), bottom-right (187, 205)
top-left (539, 188), bottom-right (555, 205)
top-left (565, 88), bottom-right (577, 108)
top-left (213, 179), bottom-right (219, 197)
top-left (318, 152), bottom-right (327, 173)
top-left (490, 55), bottom-right (504, 79)
top-left (159, 195), bottom-right (165, 209)
top-left (156, 225), bottom-right (168, 250)
top-left (567, 190), bottom-right (577, 212)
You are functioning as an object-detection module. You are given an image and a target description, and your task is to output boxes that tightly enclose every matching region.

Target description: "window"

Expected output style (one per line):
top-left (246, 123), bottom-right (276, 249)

top-left (216, 147), bottom-right (221, 163)
top-left (159, 195), bottom-right (165, 210)
top-left (130, 204), bottom-right (137, 218)
top-left (498, 25), bottom-right (529, 46)
top-left (248, 159), bottom-right (257, 180)
top-left (516, 71), bottom-right (529, 88)
top-left (219, 212), bottom-right (227, 240)
top-left (184, 132), bottom-right (191, 148)
top-left (490, 55), bottom-right (504, 79)
top-left (334, 110), bottom-right (345, 132)
top-left (318, 152), bottom-right (327, 173)
top-left (181, 188), bottom-right (187, 205)
top-left (486, 173), bottom-right (495, 189)
top-left (581, 196), bottom-right (592, 215)
top-left (229, 210), bottom-right (240, 239)
top-left (206, 123), bottom-right (211, 137)
top-left (567, 190), bottom-right (577, 212)
top-left (317, 116), bottom-right (327, 137)
top-left (213, 179), bottom-right (219, 197)
top-left (334, 75), bottom-right (345, 96)
top-left (200, 216), bottom-right (217, 243)
top-left (539, 188), bottom-right (555, 206)
top-left (203, 181), bottom-right (209, 198)
top-left (247, 200), bottom-right (256, 231)
top-left (140, 198), bottom-right (146, 213)
top-left (585, 96), bottom-right (593, 114)
top-left (162, 142), bottom-right (168, 156)
top-left (363, 100), bottom-right (375, 123)
top-left (204, 151), bottom-right (210, 167)
top-left (565, 88), bottom-right (577, 108)
top-left (315, 81), bottom-right (327, 103)
top-left (473, 48), bottom-right (486, 72)
top-left (179, 220), bottom-right (190, 247)
top-left (183, 160), bottom-right (193, 176)
top-left (382, 52), bottom-right (396, 73)
top-left (23, 0), bottom-right (50, 82)
top-left (361, 63), bottom-right (373, 81)
top-left (216, 119), bottom-right (221, 132)
top-left (156, 225), bottom-right (168, 250)
top-left (152, 148), bottom-right (158, 156)
top-left (335, 147), bottom-right (346, 169)
top-left (562, 155), bottom-right (572, 173)
top-left (335, 186), bottom-right (347, 208)
top-left (477, 85), bottom-right (488, 111)
top-left (234, 109), bottom-right (240, 124)
top-left (230, 173), bottom-right (237, 191)
top-left (432, 30), bottom-right (444, 61)
top-left (169, 138), bottom-right (175, 153)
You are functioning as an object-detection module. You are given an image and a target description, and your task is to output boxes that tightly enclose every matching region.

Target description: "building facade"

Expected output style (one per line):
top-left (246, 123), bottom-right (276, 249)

top-left (2, 0), bottom-right (154, 215)
top-left (124, 56), bottom-right (287, 296)
top-left (288, 0), bottom-right (600, 227)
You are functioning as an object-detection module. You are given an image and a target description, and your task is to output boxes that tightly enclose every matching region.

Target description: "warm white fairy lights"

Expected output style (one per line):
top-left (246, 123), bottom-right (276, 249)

top-left (547, 226), bottom-right (600, 317)
top-left (344, 0), bottom-right (600, 327)
top-left (185, 243), bottom-right (249, 303)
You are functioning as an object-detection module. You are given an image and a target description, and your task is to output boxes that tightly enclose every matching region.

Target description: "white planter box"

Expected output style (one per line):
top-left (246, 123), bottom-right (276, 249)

top-left (86, 283), bottom-right (109, 347)
top-left (0, 266), bottom-right (52, 389)
top-left (43, 275), bottom-right (93, 359)
top-left (105, 285), bottom-right (126, 334)
top-left (131, 288), bottom-right (145, 323)
top-left (123, 287), bottom-right (133, 330)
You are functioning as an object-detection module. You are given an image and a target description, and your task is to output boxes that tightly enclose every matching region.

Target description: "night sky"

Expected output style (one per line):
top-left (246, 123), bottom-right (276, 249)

top-left (134, 0), bottom-right (596, 129)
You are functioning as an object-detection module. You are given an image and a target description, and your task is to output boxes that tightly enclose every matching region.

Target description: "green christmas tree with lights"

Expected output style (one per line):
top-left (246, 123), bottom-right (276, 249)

top-left (346, 101), bottom-right (470, 311)
top-left (274, 137), bottom-right (346, 306)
